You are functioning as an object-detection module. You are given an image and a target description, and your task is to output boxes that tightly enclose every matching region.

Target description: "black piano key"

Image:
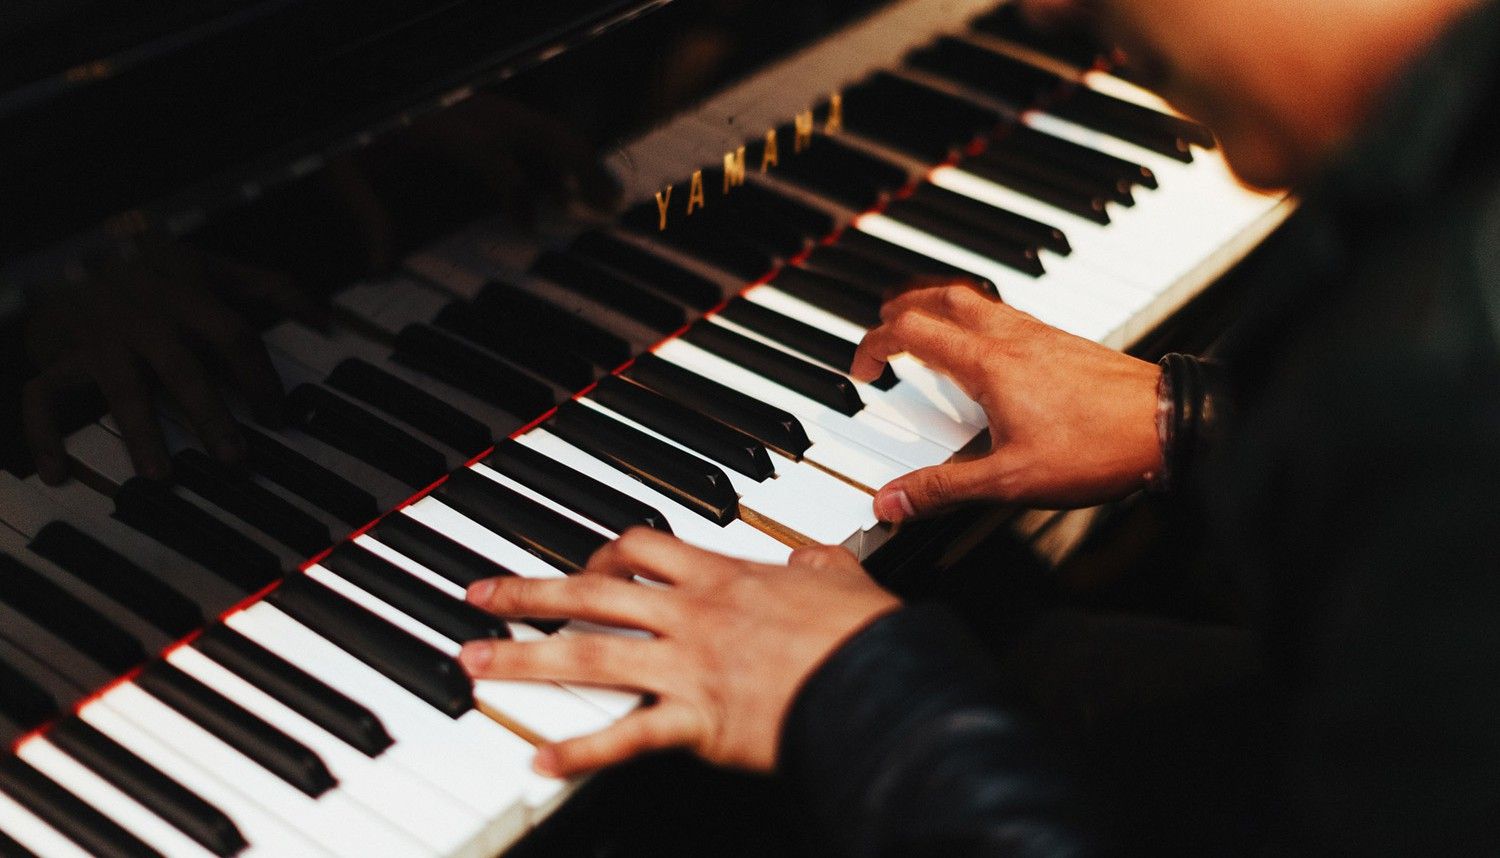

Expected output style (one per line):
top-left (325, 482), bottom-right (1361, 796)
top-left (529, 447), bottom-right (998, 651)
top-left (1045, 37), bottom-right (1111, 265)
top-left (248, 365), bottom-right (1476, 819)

top-left (487, 440), bottom-right (671, 534)
top-left (284, 383), bottom-right (449, 490)
top-left (623, 353), bottom-right (811, 458)
top-left (243, 428), bottom-right (380, 528)
top-left (171, 449), bottom-right (332, 557)
top-left (433, 304), bottom-right (596, 392)
top-left (997, 125), bottom-right (1158, 189)
top-left (1073, 87), bottom-right (1216, 149)
top-left (0, 827), bottom-right (38, 858)
top-left (836, 230), bottom-right (997, 292)
top-left (797, 245), bottom-right (913, 298)
top-left (973, 145), bottom-right (1133, 206)
top-left (532, 251), bottom-right (688, 334)
top-left (326, 358), bottom-right (493, 457)
top-left (391, 326), bottom-right (556, 423)
top-left (680, 323), bottom-right (865, 416)
top-left (0, 656), bottom-right (57, 735)
top-left (0, 755), bottom-right (161, 858)
top-left (436, 468), bottom-right (610, 572)
top-left (759, 132), bottom-right (910, 197)
top-left (320, 546), bottom-right (511, 645)
top-left (765, 266), bottom-right (880, 328)
top-left (0, 555), bottom-right (147, 675)
top-left (193, 625), bottom-right (392, 759)
top-left (969, 5), bottom-right (1105, 69)
top-left (959, 155), bottom-right (1112, 224)
top-left (882, 198), bottom-right (1047, 276)
top-left (49, 718), bottom-right (247, 858)
top-left (112, 477), bottom-right (282, 594)
top-left (717, 298), bottom-right (899, 390)
top-left (589, 376), bottom-right (775, 481)
top-left (135, 663), bottom-right (336, 798)
top-left (763, 149), bottom-right (888, 210)
top-left (718, 182), bottom-right (838, 245)
top-left (907, 183), bottom-right (1071, 255)
top-left (0, 601), bottom-right (113, 697)
top-left (28, 522), bottom-right (204, 639)
top-left (907, 37), bottom-right (1061, 106)
top-left (621, 202), bottom-right (780, 280)
top-left (1049, 90), bottom-right (1198, 161)
top-left (266, 575), bottom-right (473, 718)
top-left (569, 232), bottom-right (723, 311)
top-left (696, 198), bottom-right (813, 259)
top-left (547, 402), bottom-right (741, 527)
top-left (471, 281), bottom-right (633, 369)
top-left (843, 72), bottom-right (1005, 158)
top-left (371, 516), bottom-right (565, 635)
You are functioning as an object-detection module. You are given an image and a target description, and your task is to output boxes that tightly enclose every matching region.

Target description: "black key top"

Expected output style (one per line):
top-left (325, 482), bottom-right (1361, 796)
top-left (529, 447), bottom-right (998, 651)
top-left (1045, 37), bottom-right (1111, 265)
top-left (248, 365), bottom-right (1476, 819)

top-left (29, 522), bottom-right (203, 638)
top-left (0, 655), bottom-right (57, 735)
top-left (0, 827), bottom-right (38, 858)
top-left (908, 37), bottom-right (1062, 106)
top-left (371, 516), bottom-right (564, 635)
top-left (1050, 90), bottom-right (1199, 161)
top-left (0, 601), bottom-right (112, 696)
top-left (391, 326), bottom-right (556, 422)
top-left (621, 204), bottom-right (780, 282)
top-left (49, 717), bottom-right (247, 857)
top-left (0, 555), bottom-right (147, 675)
top-left (997, 125), bottom-right (1157, 189)
top-left (717, 182), bottom-right (838, 245)
top-left (695, 195), bottom-right (813, 260)
top-left (623, 353), bottom-right (811, 458)
top-left (760, 147), bottom-right (888, 210)
top-left (0, 755), bottom-right (161, 858)
top-left (570, 232), bottom-right (723, 311)
top-left (756, 132), bottom-right (910, 200)
top-left (436, 468), bottom-right (609, 572)
top-left (321, 546), bottom-right (511, 644)
top-left (194, 625), bottom-right (392, 758)
top-left (113, 477), bottom-right (282, 594)
top-left (970, 5), bottom-right (1105, 69)
top-left (532, 251), bottom-right (688, 334)
top-left (590, 375), bottom-right (775, 480)
top-left (843, 73), bottom-right (1004, 159)
top-left (836, 230), bottom-right (997, 293)
top-left (680, 323), bottom-right (865, 416)
top-left (907, 183), bottom-right (1071, 255)
top-left (433, 304), bottom-right (596, 392)
top-left (267, 575), bottom-right (473, 718)
top-left (284, 383), bottom-right (449, 489)
top-left (797, 246), bottom-right (913, 298)
top-left (547, 402), bottom-right (740, 527)
top-left (717, 298), bottom-right (899, 390)
top-left (959, 154), bottom-right (1112, 224)
top-left (471, 281), bottom-right (632, 369)
top-left (764, 266), bottom-right (880, 328)
top-left (135, 662), bottom-right (336, 798)
top-left (882, 198), bottom-right (1047, 276)
top-left (972, 145), bottom-right (1132, 207)
top-left (326, 358), bottom-right (493, 456)
top-left (171, 449), bottom-right (332, 557)
top-left (244, 428), bottom-right (379, 528)
top-left (487, 440), bottom-right (671, 534)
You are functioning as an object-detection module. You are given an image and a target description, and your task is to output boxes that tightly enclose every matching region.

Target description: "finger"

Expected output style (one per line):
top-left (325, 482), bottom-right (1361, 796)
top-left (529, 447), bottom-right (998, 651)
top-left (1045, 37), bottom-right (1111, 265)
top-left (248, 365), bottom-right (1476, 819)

top-left (851, 310), bottom-right (977, 387)
top-left (458, 634), bottom-right (673, 692)
top-left (21, 359), bottom-right (90, 484)
top-left (533, 703), bottom-right (699, 778)
top-left (465, 574), bottom-right (678, 633)
top-left (880, 284), bottom-right (1003, 331)
top-left (80, 342), bottom-right (171, 481)
top-left (874, 458), bottom-right (1005, 523)
top-left (584, 528), bottom-right (732, 587)
top-left (788, 544), bottom-right (860, 573)
top-left (170, 290), bottom-right (285, 423)
top-left (141, 338), bottom-right (244, 464)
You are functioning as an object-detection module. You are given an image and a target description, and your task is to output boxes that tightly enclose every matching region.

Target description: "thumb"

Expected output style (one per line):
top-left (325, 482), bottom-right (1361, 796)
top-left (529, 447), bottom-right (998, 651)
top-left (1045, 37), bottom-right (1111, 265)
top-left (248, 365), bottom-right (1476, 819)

top-left (874, 458), bottom-right (1001, 523)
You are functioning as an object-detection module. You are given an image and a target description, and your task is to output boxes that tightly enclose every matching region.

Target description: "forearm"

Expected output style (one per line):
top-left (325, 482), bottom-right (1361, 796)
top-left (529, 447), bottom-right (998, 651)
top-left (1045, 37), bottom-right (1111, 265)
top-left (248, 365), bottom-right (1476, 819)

top-left (779, 604), bottom-right (1100, 858)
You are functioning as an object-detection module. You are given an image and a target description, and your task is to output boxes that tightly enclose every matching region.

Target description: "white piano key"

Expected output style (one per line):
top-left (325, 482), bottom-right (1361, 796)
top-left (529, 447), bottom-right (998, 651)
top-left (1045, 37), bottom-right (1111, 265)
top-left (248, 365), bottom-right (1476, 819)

top-left (656, 337), bottom-right (951, 472)
top-left (516, 430), bottom-right (793, 564)
top-left (76, 702), bottom-right (335, 858)
top-left (98, 683), bottom-right (431, 858)
top-left (0, 787), bottom-right (94, 858)
top-left (163, 647), bottom-right (488, 858)
top-left (15, 739), bottom-right (218, 858)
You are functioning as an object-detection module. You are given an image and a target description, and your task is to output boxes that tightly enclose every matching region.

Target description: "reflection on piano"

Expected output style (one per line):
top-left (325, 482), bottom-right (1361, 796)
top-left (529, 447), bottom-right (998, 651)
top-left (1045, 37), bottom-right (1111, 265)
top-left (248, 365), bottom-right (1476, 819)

top-left (0, 0), bottom-right (1291, 855)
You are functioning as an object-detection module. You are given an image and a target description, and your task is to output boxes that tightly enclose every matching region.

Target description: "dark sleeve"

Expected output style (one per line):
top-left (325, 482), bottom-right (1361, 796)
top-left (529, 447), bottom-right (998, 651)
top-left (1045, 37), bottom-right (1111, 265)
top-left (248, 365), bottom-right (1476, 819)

top-left (778, 603), bottom-right (1100, 858)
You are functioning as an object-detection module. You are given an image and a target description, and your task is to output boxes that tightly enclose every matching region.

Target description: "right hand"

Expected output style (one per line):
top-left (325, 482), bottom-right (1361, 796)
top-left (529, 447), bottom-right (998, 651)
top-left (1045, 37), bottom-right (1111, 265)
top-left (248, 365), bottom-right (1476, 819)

top-left (850, 284), bottom-right (1163, 522)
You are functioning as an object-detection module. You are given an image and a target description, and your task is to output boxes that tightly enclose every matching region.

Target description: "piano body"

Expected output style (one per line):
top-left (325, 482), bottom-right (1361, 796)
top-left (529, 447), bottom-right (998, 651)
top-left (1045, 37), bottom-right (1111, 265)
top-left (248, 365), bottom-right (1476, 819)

top-left (0, 1), bottom-right (1291, 855)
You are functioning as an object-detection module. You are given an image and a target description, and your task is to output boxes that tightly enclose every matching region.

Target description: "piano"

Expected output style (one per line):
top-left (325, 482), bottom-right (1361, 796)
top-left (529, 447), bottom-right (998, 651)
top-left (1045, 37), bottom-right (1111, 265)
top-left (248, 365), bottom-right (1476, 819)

top-left (0, 0), bottom-right (1292, 855)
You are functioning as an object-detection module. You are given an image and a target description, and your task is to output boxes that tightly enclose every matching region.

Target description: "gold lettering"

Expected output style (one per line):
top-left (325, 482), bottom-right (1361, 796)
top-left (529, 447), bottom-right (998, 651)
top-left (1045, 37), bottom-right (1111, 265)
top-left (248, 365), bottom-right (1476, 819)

top-left (825, 92), bottom-right (844, 134)
top-left (794, 110), bottom-right (814, 153)
top-left (686, 170), bottom-right (706, 215)
top-left (655, 185), bottom-right (674, 230)
top-left (760, 129), bottom-right (780, 172)
top-left (722, 147), bottom-right (747, 194)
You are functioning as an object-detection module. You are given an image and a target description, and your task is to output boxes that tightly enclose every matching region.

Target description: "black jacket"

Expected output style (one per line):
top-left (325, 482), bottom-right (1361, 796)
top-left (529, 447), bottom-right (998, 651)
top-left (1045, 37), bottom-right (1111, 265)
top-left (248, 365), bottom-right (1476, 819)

top-left (778, 4), bottom-right (1500, 855)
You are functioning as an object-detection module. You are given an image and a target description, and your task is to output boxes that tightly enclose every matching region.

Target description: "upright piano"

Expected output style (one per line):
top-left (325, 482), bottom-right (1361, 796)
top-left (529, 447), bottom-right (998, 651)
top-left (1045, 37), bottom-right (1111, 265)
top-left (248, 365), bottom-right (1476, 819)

top-left (0, 1), bottom-right (1292, 855)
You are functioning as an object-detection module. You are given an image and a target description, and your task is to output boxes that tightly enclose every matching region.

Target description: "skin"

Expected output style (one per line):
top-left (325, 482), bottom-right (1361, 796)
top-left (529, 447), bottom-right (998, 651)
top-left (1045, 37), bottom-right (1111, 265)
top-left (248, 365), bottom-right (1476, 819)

top-left (465, 0), bottom-right (1487, 778)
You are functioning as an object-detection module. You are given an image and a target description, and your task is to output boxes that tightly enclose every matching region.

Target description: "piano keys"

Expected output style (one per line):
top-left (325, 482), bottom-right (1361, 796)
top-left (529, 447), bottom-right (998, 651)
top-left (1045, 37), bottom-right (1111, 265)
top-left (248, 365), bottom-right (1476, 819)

top-left (0, 0), bottom-right (1294, 855)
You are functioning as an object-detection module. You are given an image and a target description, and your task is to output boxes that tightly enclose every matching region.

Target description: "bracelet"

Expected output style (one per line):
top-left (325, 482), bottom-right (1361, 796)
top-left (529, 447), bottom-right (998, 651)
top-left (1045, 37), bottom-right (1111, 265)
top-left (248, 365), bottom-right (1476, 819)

top-left (1148, 353), bottom-right (1219, 494)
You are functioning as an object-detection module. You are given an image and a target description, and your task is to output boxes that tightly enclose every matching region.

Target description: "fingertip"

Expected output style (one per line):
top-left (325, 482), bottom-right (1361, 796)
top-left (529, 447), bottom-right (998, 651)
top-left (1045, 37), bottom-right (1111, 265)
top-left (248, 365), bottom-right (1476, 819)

top-left (466, 578), bottom-right (498, 606)
top-left (35, 453), bottom-right (66, 485)
top-left (458, 641), bottom-right (494, 674)
top-left (532, 745), bottom-right (563, 778)
top-left (873, 487), bottom-right (913, 524)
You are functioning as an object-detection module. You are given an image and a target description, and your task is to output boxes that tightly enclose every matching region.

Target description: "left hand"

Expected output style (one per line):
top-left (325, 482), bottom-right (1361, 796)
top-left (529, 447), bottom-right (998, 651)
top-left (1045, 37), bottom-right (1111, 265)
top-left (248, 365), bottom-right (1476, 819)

top-left (459, 529), bottom-right (900, 778)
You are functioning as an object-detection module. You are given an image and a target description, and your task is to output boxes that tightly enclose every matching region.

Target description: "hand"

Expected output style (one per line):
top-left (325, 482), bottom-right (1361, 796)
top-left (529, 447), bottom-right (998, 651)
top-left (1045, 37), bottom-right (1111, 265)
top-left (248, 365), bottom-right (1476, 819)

top-left (850, 284), bottom-right (1162, 520)
top-left (459, 529), bottom-right (900, 778)
top-left (22, 244), bottom-right (311, 483)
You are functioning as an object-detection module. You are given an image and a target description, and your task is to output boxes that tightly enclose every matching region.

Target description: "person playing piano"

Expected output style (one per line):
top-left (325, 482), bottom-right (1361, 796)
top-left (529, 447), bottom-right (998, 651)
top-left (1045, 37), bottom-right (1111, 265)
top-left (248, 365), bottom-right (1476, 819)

top-left (458, 0), bottom-right (1500, 853)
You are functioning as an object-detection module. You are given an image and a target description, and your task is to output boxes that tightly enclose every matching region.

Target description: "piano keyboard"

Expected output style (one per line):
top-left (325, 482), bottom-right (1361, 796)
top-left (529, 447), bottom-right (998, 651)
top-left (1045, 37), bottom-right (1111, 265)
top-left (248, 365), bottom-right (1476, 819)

top-left (0, 1), bottom-right (1291, 855)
